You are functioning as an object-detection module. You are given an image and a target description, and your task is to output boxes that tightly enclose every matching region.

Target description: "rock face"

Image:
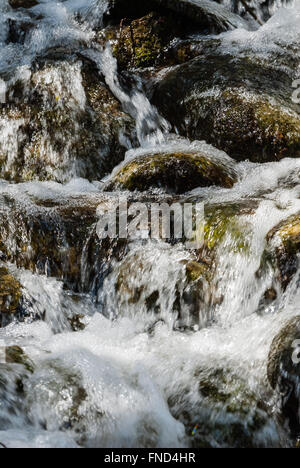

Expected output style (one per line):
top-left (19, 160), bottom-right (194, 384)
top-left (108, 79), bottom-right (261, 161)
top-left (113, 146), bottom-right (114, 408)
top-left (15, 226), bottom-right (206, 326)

top-left (265, 213), bottom-right (300, 290)
top-left (105, 150), bottom-right (237, 193)
top-left (0, 58), bottom-right (135, 183)
top-left (267, 317), bottom-right (300, 439)
top-left (152, 51), bottom-right (300, 163)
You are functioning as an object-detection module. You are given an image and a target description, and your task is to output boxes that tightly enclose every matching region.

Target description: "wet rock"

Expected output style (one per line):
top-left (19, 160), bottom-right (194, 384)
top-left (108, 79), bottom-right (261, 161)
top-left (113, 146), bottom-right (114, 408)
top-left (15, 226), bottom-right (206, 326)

top-left (0, 58), bottom-right (135, 183)
top-left (264, 212), bottom-right (300, 290)
top-left (267, 316), bottom-right (300, 439)
top-left (152, 52), bottom-right (300, 163)
top-left (0, 266), bottom-right (22, 326)
top-left (104, 150), bottom-right (237, 193)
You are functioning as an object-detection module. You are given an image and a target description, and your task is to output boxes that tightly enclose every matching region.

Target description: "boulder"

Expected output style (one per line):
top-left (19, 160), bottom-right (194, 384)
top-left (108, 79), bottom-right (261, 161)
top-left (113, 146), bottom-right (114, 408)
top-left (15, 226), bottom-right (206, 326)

top-left (152, 52), bottom-right (300, 163)
top-left (104, 149), bottom-right (237, 193)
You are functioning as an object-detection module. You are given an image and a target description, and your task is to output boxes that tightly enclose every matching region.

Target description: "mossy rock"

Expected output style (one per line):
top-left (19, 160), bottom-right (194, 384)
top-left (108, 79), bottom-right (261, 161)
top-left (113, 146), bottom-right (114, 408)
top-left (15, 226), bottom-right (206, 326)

top-left (0, 58), bottom-right (135, 183)
top-left (0, 266), bottom-right (22, 324)
top-left (267, 317), bottom-right (300, 439)
top-left (152, 52), bottom-right (300, 163)
top-left (105, 151), bottom-right (237, 194)
top-left (264, 212), bottom-right (300, 290)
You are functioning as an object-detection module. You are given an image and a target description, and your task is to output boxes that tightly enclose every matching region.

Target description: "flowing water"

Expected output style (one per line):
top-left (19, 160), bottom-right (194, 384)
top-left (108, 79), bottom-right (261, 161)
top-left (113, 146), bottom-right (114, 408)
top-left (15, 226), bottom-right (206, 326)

top-left (0, 0), bottom-right (299, 448)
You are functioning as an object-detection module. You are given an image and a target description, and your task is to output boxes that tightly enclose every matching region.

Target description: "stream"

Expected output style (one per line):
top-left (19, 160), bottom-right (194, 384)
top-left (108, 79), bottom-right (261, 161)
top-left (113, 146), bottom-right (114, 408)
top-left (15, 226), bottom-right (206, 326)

top-left (0, 0), bottom-right (299, 448)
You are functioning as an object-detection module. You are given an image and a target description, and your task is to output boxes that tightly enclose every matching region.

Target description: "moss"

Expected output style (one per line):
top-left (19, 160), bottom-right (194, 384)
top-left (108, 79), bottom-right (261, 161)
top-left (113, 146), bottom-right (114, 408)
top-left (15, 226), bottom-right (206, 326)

top-left (105, 151), bottom-right (237, 194)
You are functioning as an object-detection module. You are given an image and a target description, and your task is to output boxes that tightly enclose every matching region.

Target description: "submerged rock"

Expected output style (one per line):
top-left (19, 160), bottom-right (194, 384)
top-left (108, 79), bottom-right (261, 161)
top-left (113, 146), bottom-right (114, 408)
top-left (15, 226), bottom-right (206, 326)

top-left (152, 52), bottom-right (300, 163)
top-left (267, 316), bottom-right (300, 439)
top-left (104, 150), bottom-right (237, 193)
top-left (0, 58), bottom-right (135, 183)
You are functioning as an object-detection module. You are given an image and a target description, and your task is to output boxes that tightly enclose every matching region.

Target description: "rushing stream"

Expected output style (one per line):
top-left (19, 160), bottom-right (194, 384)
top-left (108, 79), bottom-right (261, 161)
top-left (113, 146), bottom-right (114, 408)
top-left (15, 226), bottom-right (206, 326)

top-left (0, 0), bottom-right (299, 448)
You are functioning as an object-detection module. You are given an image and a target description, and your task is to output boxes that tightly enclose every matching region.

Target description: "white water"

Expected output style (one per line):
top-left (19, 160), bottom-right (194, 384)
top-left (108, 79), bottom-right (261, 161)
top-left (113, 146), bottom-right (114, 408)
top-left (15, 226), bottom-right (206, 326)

top-left (0, 0), bottom-right (299, 448)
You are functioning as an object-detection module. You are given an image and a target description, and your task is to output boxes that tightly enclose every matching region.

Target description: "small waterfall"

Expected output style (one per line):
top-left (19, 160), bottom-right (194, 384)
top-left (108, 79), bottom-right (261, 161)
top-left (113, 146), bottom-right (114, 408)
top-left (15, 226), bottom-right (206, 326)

top-left (97, 45), bottom-right (170, 147)
top-left (0, 0), bottom-right (299, 449)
